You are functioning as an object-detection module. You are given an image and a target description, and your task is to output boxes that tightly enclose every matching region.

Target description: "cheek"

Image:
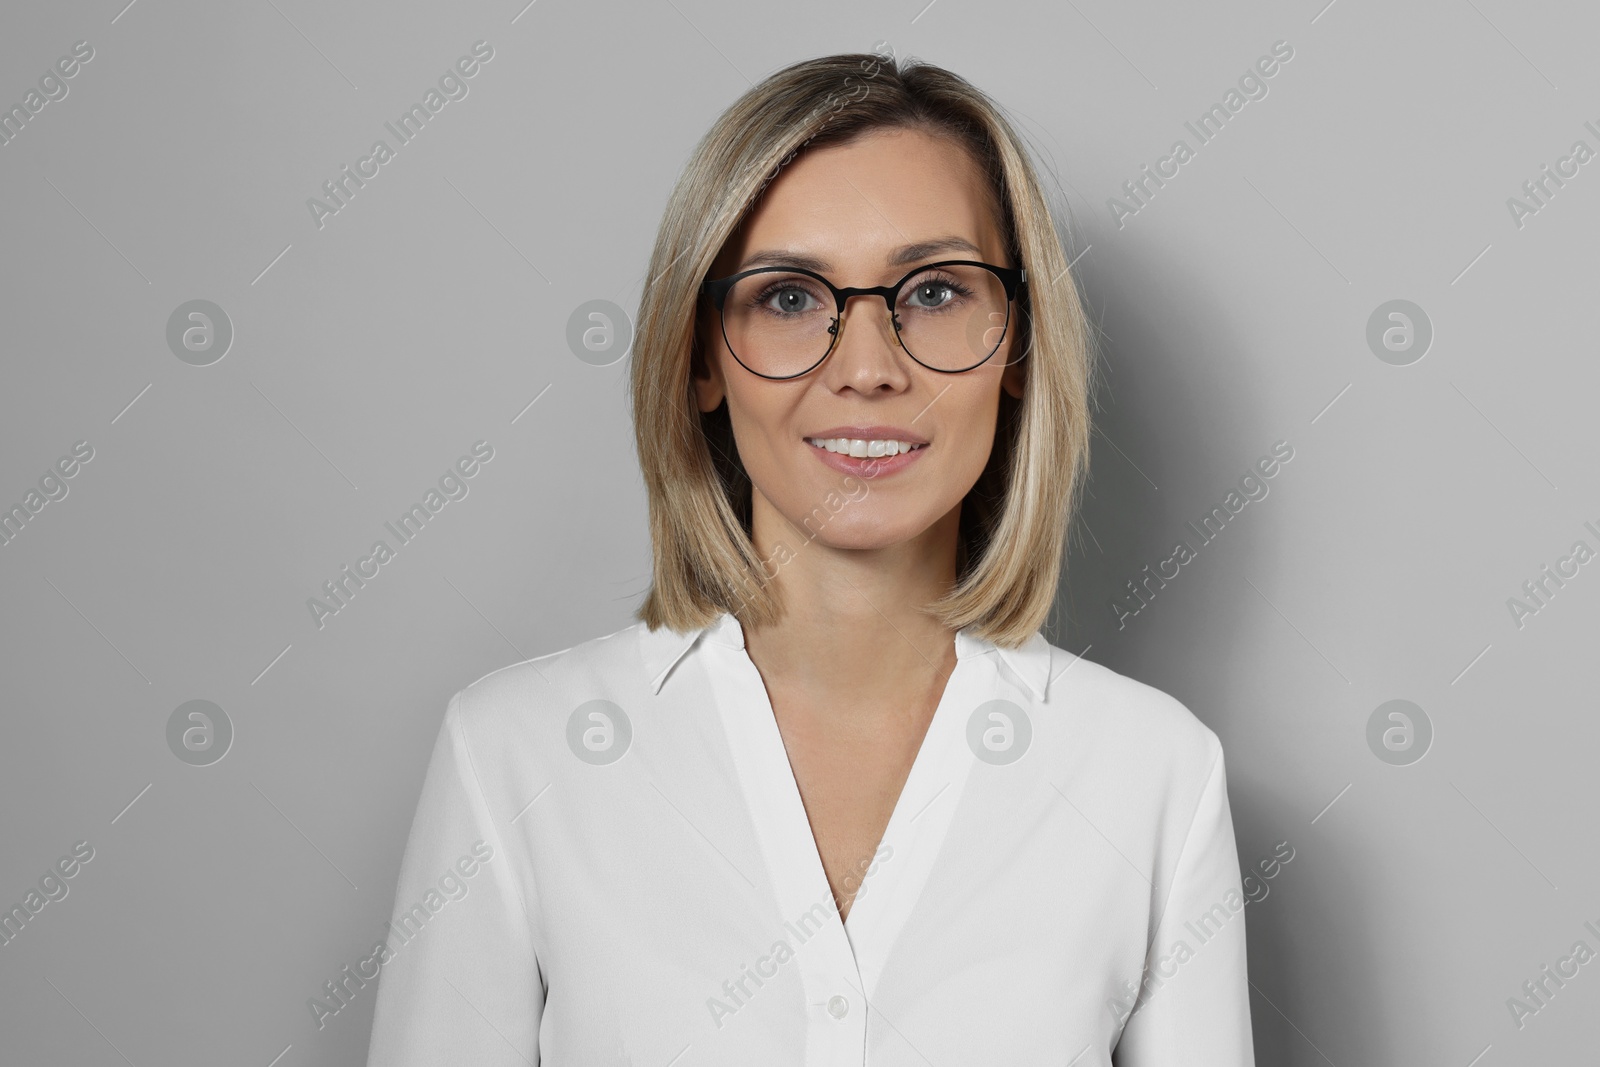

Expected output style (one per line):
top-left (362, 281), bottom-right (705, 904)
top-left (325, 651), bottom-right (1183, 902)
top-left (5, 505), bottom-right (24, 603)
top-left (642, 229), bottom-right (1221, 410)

top-left (946, 423), bottom-right (998, 490)
top-left (943, 378), bottom-right (1004, 467)
top-left (722, 381), bottom-right (795, 475)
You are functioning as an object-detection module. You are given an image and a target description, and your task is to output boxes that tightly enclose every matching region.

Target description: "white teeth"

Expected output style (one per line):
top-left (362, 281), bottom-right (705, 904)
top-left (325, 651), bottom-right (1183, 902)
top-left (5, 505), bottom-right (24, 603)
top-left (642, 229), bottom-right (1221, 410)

top-left (805, 437), bottom-right (924, 457)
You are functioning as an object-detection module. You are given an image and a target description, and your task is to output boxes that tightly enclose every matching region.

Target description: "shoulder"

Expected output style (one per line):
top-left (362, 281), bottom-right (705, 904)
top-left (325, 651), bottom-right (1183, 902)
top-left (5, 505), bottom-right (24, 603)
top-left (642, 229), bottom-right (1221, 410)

top-left (447, 619), bottom-right (655, 736)
top-left (1038, 640), bottom-right (1223, 785)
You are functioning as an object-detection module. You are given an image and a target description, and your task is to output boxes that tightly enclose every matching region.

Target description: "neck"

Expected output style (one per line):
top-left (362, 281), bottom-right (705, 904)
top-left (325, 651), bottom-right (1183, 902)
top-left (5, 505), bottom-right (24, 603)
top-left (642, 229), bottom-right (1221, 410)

top-left (739, 489), bottom-right (962, 700)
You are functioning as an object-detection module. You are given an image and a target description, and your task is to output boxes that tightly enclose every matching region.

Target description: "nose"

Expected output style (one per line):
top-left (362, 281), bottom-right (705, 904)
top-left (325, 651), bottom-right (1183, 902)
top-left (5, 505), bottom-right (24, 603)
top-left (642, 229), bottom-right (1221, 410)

top-left (820, 293), bottom-right (911, 392)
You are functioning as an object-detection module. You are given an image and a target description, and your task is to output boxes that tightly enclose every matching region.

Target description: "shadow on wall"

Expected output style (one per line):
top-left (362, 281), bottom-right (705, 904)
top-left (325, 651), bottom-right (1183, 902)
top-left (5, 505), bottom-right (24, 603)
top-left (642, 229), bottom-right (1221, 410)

top-left (1040, 209), bottom-right (1330, 1063)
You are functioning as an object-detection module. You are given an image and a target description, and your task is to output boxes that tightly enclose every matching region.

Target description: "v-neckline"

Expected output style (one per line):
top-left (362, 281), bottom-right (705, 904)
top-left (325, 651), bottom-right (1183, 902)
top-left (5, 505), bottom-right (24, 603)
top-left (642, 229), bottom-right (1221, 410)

top-left (704, 611), bottom-right (988, 996)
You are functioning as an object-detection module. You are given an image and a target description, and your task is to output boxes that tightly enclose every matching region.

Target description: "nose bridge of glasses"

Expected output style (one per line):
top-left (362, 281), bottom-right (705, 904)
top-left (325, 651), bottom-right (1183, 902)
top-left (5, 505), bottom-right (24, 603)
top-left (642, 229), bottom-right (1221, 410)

top-left (829, 285), bottom-right (903, 355)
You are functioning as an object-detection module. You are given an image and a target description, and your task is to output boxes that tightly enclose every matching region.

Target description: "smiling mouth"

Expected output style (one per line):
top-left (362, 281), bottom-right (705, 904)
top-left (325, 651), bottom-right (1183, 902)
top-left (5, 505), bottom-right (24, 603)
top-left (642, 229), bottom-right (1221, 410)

top-left (804, 437), bottom-right (929, 458)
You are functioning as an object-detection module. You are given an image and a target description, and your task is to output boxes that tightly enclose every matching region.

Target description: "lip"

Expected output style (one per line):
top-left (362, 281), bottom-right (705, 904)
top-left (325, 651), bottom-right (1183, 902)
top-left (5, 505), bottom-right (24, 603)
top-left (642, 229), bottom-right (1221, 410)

top-left (804, 425), bottom-right (929, 445)
top-left (807, 441), bottom-right (928, 478)
top-left (803, 426), bottom-right (930, 479)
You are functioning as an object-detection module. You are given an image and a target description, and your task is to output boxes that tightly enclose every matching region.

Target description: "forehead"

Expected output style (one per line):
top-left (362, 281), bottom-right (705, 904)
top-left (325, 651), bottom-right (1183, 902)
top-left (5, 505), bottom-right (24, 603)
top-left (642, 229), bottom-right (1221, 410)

top-left (724, 127), bottom-right (1006, 274)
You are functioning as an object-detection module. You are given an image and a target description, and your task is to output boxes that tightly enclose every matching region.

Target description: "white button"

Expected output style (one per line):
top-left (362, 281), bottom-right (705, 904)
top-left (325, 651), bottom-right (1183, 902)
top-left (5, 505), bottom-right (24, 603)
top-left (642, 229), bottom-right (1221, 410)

top-left (827, 995), bottom-right (849, 1019)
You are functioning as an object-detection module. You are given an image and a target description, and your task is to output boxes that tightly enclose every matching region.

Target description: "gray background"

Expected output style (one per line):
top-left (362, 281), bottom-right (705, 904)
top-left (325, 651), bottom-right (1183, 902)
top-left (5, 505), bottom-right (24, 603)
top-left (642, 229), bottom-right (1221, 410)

top-left (1, 0), bottom-right (1595, 1063)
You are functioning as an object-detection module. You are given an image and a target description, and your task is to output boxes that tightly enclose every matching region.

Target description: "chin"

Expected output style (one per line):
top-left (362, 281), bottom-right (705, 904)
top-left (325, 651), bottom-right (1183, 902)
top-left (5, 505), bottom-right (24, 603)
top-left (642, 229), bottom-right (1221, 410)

top-left (785, 513), bottom-right (930, 552)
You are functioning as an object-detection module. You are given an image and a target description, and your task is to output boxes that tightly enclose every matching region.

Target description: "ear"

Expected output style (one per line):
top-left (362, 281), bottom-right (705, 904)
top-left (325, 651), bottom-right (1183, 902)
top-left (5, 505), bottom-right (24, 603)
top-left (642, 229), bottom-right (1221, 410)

top-left (692, 309), bottom-right (727, 413)
top-left (1001, 344), bottom-right (1026, 400)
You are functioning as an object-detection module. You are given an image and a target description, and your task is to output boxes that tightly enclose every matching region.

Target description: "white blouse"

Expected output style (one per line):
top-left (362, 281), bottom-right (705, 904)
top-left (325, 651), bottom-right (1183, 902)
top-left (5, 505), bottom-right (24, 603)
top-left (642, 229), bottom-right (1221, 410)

top-left (365, 611), bottom-right (1255, 1066)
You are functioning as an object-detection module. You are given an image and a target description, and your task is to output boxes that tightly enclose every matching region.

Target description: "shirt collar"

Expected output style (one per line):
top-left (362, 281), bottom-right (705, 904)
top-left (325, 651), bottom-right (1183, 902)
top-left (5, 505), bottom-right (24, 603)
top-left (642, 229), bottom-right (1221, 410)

top-left (638, 611), bottom-right (1052, 701)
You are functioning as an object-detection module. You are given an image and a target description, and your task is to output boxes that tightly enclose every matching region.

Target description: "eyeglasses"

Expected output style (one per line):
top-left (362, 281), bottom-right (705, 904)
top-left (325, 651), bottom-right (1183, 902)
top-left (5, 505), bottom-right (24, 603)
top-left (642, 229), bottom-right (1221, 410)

top-left (701, 259), bottom-right (1026, 380)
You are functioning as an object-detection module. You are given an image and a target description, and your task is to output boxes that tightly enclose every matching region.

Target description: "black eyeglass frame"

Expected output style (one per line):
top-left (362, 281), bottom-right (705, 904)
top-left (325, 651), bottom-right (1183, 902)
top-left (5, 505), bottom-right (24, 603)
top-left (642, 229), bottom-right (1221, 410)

top-left (700, 259), bottom-right (1028, 381)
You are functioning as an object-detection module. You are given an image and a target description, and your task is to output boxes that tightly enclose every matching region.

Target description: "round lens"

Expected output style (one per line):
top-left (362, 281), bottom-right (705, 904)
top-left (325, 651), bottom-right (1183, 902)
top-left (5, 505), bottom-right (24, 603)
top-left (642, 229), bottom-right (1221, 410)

top-left (721, 271), bottom-right (836, 378)
top-left (894, 263), bottom-right (1011, 371)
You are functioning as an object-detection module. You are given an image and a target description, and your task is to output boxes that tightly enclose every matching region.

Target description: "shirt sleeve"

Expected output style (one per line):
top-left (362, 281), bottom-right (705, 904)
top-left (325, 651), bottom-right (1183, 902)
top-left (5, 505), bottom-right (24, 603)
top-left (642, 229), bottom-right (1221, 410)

top-left (1113, 740), bottom-right (1255, 1066)
top-left (365, 689), bottom-right (544, 1066)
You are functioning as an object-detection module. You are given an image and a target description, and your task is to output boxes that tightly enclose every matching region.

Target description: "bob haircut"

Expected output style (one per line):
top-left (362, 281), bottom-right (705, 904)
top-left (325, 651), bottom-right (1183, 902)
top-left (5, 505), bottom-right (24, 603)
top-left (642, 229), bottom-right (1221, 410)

top-left (630, 50), bottom-right (1096, 648)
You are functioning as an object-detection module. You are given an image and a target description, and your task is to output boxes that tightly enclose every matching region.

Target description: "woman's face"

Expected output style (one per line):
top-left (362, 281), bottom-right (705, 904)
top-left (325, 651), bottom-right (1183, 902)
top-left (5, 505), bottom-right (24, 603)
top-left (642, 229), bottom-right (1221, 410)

top-left (695, 126), bottom-right (1026, 555)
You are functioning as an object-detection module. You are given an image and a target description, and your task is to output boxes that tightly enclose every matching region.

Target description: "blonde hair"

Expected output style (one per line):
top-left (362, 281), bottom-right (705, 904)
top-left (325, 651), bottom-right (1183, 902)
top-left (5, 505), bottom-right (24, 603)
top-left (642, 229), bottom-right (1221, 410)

top-left (629, 51), bottom-right (1096, 648)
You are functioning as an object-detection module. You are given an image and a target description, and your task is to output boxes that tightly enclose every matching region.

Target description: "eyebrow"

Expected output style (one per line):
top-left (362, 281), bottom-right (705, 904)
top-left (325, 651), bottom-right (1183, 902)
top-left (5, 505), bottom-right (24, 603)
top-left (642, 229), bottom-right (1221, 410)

top-left (735, 235), bottom-right (986, 274)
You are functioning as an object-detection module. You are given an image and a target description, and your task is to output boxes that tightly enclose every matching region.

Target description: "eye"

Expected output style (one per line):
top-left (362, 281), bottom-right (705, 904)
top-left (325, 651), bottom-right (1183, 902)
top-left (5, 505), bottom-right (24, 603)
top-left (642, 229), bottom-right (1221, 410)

top-left (901, 271), bottom-right (974, 311)
top-left (746, 276), bottom-right (826, 316)
top-left (764, 286), bottom-right (816, 314)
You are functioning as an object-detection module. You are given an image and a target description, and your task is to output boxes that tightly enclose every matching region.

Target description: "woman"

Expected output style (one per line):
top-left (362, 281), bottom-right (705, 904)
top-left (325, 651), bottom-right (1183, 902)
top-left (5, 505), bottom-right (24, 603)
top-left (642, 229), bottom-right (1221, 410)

top-left (366, 51), bottom-right (1254, 1066)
